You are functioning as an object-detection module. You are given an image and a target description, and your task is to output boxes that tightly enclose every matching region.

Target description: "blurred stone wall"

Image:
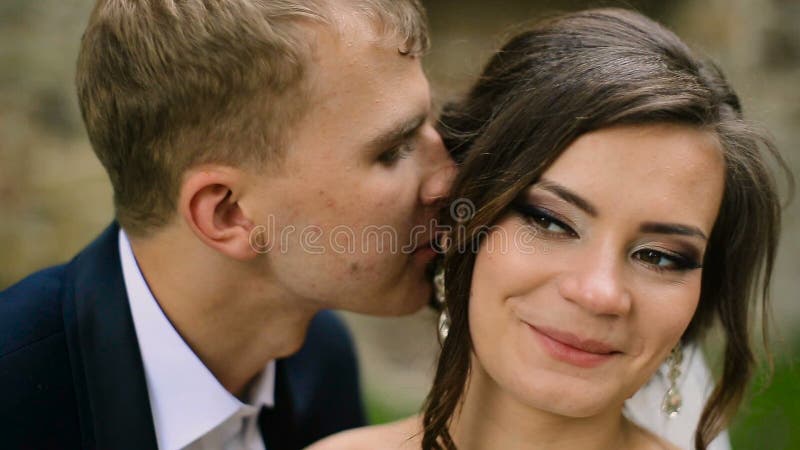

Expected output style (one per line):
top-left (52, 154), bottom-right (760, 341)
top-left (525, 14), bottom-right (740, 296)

top-left (1, 0), bottom-right (797, 418)
top-left (0, 0), bottom-right (112, 290)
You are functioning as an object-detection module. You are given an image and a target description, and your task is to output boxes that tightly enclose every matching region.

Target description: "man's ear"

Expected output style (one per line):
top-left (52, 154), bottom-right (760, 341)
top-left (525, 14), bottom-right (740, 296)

top-left (178, 166), bottom-right (258, 260)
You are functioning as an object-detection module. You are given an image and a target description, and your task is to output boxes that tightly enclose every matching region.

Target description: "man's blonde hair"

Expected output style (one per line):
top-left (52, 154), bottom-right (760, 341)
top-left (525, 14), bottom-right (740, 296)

top-left (76, 0), bottom-right (429, 236)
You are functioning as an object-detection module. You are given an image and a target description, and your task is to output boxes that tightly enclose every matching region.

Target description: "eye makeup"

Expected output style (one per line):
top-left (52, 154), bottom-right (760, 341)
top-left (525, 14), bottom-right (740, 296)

top-left (630, 245), bottom-right (702, 274)
top-left (511, 186), bottom-right (706, 274)
top-left (511, 200), bottom-right (578, 240)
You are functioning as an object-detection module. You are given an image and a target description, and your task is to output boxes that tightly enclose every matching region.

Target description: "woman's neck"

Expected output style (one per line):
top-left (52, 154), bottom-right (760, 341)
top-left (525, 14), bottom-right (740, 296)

top-left (449, 361), bottom-right (638, 450)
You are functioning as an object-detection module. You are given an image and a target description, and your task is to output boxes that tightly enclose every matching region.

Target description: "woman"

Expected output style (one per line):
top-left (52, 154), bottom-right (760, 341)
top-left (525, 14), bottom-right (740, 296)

top-left (310, 8), bottom-right (789, 450)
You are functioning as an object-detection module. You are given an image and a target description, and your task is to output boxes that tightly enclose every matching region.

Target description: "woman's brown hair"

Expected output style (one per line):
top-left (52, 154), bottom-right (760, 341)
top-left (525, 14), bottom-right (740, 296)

top-left (422, 8), bottom-right (792, 450)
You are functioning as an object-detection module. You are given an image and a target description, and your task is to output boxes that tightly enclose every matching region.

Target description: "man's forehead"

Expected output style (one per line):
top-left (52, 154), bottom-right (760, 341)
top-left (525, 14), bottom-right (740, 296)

top-left (303, 8), bottom-right (419, 72)
top-left (317, 2), bottom-right (423, 55)
top-left (300, 18), bottom-right (430, 115)
top-left (284, 10), bottom-right (431, 153)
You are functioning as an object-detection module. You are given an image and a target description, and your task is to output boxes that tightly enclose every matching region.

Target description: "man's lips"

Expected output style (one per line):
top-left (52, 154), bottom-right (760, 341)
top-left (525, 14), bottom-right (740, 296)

top-left (412, 229), bottom-right (446, 254)
top-left (412, 240), bottom-right (434, 252)
top-left (411, 240), bottom-right (438, 266)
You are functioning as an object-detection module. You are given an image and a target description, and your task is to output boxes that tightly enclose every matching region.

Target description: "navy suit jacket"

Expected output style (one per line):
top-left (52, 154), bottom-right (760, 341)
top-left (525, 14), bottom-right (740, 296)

top-left (0, 223), bottom-right (366, 449)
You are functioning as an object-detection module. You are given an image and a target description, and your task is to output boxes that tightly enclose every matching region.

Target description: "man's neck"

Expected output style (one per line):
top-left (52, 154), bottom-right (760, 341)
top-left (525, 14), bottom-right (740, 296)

top-left (128, 227), bottom-right (319, 397)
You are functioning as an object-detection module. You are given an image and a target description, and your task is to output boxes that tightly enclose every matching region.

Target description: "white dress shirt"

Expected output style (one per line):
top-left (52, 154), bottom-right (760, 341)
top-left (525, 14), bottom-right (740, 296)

top-left (120, 230), bottom-right (276, 450)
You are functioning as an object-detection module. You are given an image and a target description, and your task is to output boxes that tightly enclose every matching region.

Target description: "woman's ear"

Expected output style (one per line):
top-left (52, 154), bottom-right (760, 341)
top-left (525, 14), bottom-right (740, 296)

top-left (178, 165), bottom-right (259, 260)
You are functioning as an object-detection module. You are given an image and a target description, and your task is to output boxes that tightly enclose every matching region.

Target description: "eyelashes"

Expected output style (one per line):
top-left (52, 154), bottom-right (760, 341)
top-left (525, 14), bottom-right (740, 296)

top-left (510, 201), bottom-right (702, 273)
top-left (377, 141), bottom-right (415, 165)
top-left (631, 248), bottom-right (702, 273)
top-left (511, 202), bottom-right (577, 239)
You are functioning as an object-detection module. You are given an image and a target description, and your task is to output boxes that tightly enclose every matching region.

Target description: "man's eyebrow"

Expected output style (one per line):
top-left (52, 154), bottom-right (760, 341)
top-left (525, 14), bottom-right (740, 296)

top-left (534, 179), bottom-right (598, 217)
top-left (367, 113), bottom-right (427, 150)
top-left (533, 179), bottom-right (708, 241)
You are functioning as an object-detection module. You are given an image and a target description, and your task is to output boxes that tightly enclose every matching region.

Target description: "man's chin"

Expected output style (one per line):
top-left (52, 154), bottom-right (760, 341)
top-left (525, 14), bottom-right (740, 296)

top-left (362, 283), bottom-right (432, 317)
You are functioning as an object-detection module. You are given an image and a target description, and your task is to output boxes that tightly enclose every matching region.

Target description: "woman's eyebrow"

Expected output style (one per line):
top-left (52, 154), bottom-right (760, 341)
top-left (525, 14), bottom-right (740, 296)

top-left (639, 222), bottom-right (708, 241)
top-left (534, 179), bottom-right (598, 217)
top-left (533, 179), bottom-right (708, 241)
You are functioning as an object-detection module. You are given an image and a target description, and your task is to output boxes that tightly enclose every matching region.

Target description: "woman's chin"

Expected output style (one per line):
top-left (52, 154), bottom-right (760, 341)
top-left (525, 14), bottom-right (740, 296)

top-left (536, 396), bottom-right (621, 419)
top-left (511, 374), bottom-right (625, 419)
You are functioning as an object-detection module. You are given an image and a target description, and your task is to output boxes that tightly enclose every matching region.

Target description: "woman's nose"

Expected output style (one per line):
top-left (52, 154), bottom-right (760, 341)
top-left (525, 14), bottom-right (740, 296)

top-left (557, 241), bottom-right (632, 317)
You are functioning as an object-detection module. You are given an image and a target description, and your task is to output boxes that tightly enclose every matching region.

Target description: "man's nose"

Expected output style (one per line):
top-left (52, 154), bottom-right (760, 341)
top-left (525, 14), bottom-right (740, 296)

top-left (420, 126), bottom-right (457, 207)
top-left (557, 241), bottom-right (632, 317)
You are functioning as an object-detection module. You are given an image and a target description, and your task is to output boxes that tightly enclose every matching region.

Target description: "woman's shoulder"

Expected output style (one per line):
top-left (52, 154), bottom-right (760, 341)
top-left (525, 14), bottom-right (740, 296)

top-left (306, 416), bottom-right (422, 450)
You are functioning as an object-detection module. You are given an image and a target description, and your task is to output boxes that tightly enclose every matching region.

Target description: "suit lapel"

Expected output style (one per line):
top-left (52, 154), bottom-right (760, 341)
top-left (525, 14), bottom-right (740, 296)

top-left (259, 359), bottom-right (298, 450)
top-left (62, 223), bottom-right (158, 449)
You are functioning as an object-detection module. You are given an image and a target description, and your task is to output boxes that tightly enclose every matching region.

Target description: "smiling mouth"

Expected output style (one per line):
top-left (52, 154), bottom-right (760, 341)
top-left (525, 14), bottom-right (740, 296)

top-left (526, 324), bottom-right (622, 368)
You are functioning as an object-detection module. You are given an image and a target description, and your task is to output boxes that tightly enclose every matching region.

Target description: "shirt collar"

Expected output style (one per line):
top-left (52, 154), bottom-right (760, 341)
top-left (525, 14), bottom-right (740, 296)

top-left (120, 229), bottom-right (275, 450)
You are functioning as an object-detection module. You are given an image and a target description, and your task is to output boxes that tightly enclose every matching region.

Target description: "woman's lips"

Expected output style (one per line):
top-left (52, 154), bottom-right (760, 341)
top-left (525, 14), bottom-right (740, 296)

top-left (527, 324), bottom-right (621, 369)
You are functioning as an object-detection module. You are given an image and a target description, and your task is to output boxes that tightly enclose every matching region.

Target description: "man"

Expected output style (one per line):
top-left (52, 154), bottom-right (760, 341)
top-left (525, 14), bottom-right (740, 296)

top-left (0, 1), bottom-right (453, 449)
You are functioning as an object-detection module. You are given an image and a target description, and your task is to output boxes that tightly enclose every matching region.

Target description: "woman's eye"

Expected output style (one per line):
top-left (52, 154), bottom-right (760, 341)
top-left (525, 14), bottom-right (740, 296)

top-left (513, 203), bottom-right (577, 238)
top-left (633, 249), bottom-right (700, 272)
top-left (532, 214), bottom-right (568, 233)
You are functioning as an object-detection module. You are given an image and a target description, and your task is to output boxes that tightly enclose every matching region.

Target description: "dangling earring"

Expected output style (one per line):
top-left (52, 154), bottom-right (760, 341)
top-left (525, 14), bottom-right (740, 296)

top-left (661, 344), bottom-right (684, 417)
top-left (434, 263), bottom-right (450, 341)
